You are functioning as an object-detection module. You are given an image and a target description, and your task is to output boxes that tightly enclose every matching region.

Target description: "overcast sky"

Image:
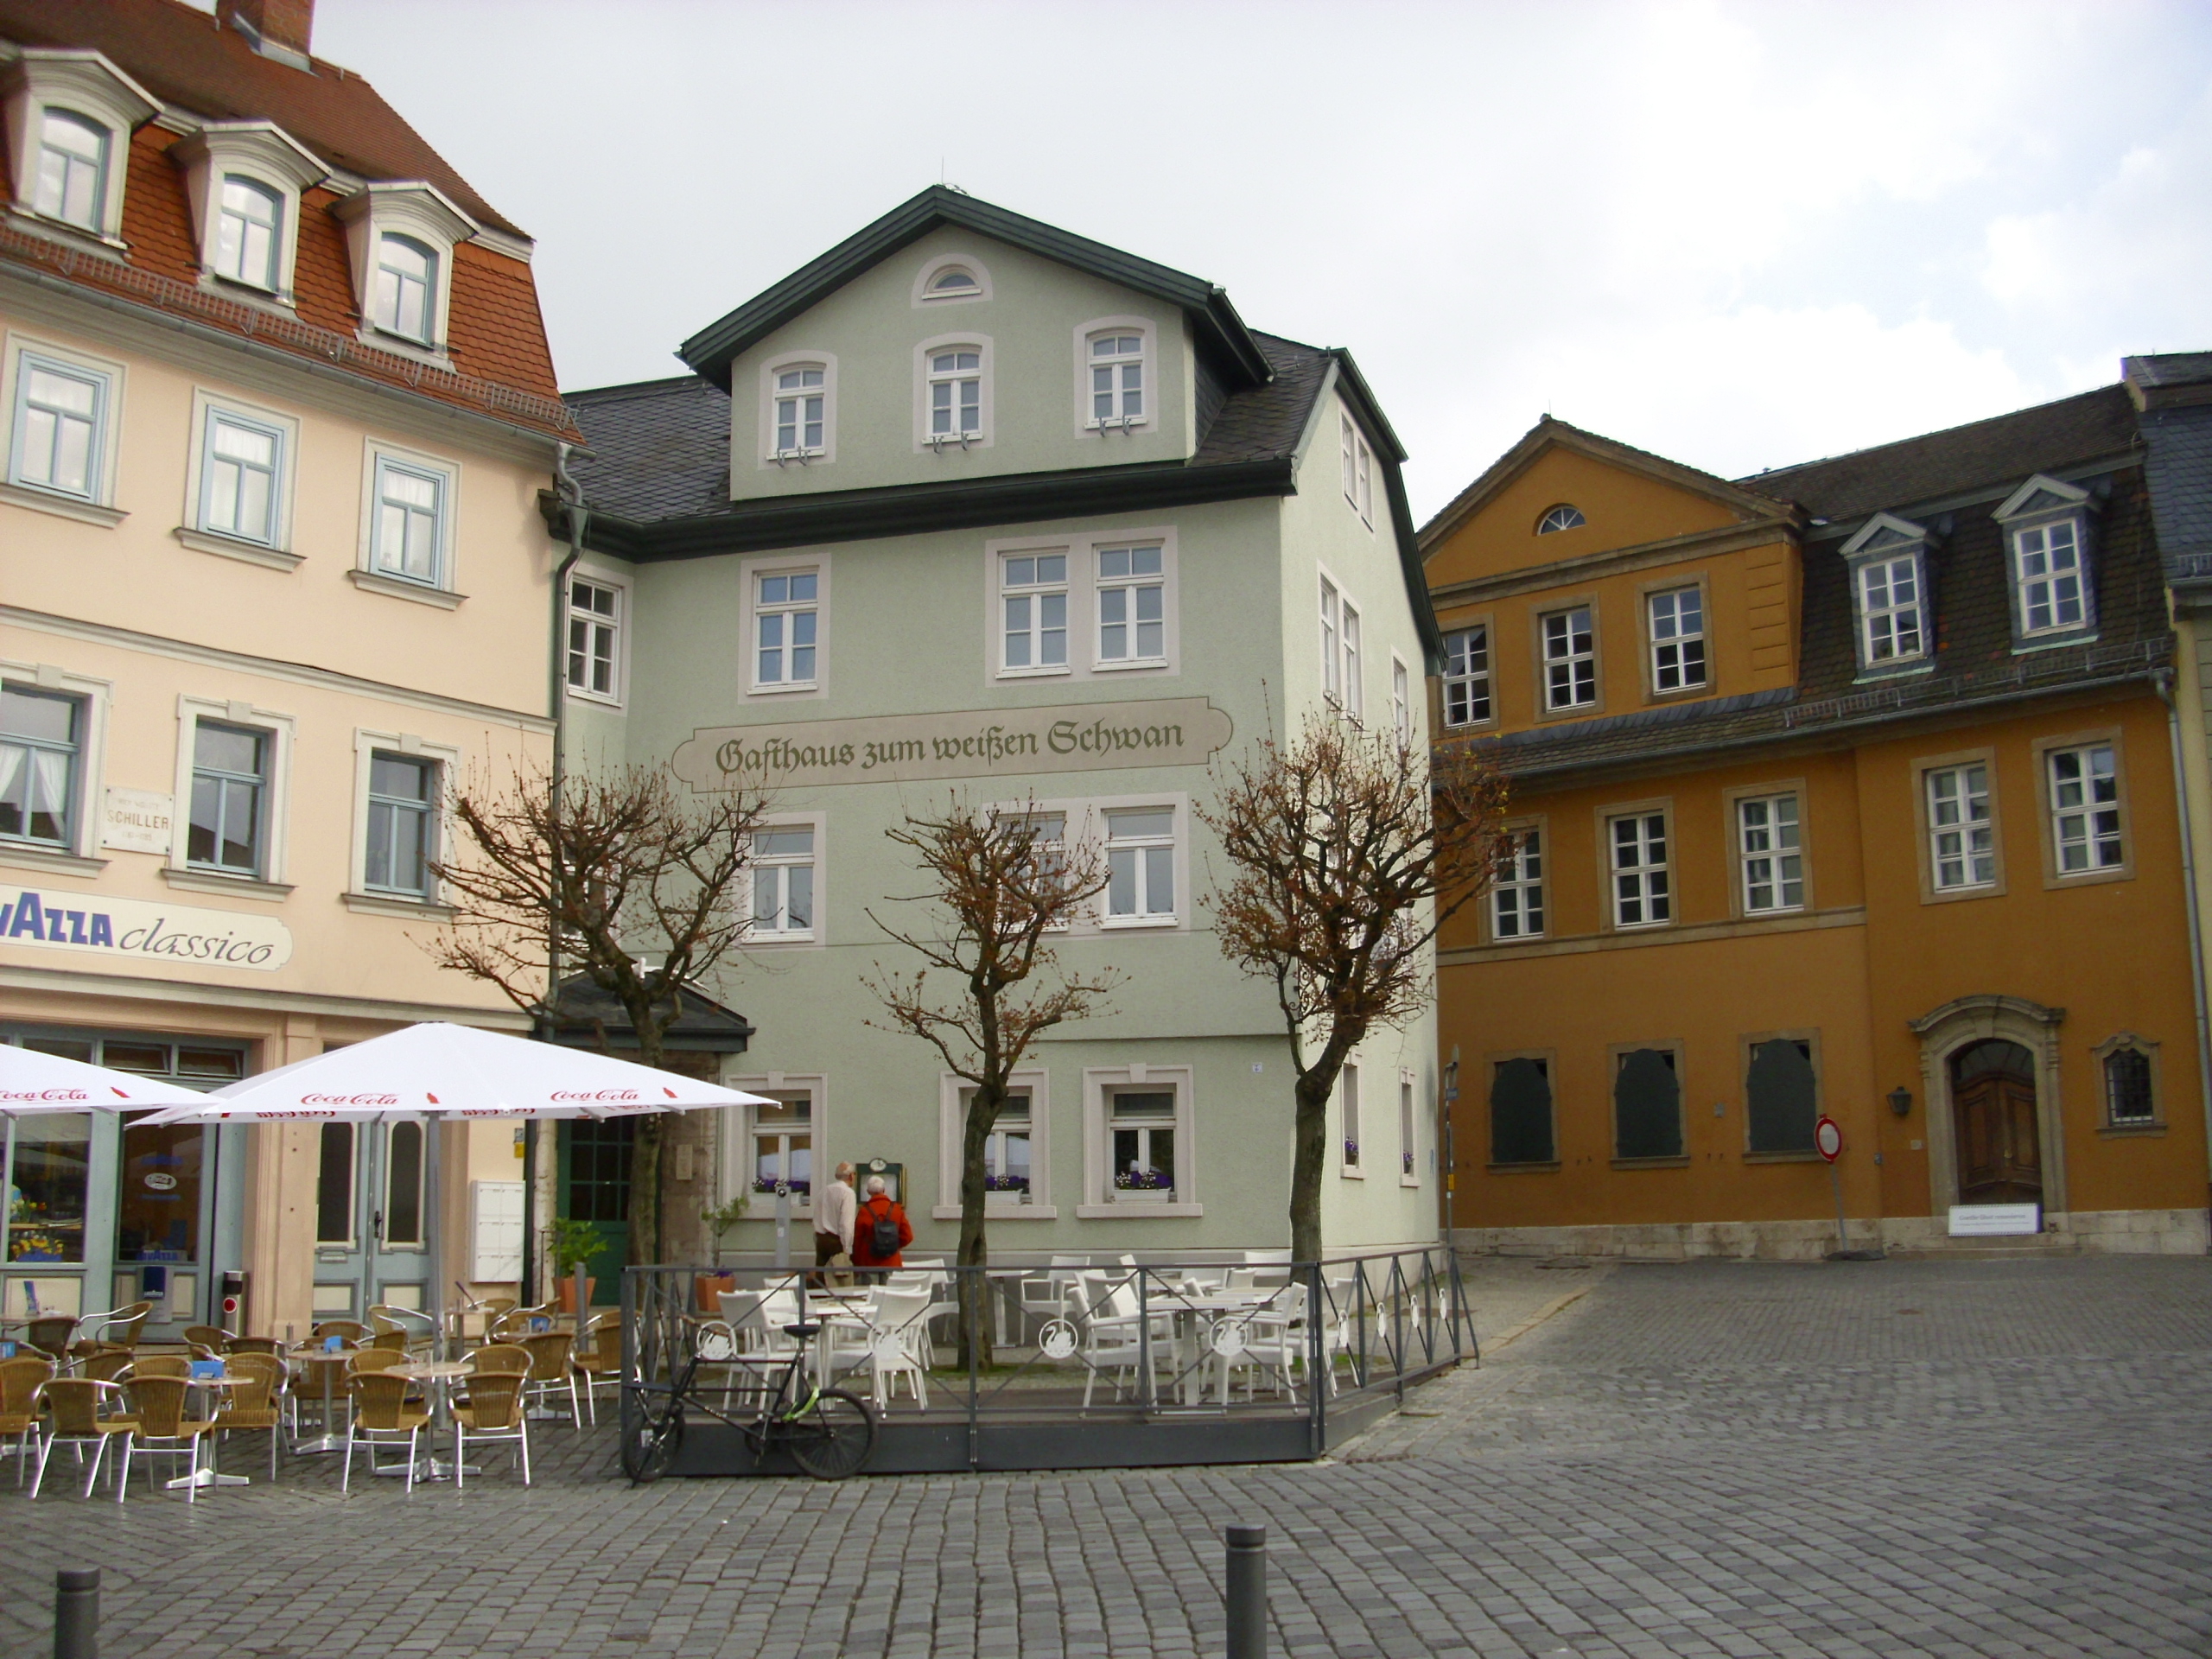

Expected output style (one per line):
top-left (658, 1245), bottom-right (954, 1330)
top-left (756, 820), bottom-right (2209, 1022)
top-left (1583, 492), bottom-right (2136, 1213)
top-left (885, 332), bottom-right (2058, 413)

top-left (310, 0), bottom-right (2212, 519)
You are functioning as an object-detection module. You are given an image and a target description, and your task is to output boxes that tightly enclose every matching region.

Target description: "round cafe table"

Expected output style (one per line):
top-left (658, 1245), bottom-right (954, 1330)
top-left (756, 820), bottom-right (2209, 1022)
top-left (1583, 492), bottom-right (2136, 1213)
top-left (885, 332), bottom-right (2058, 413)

top-left (287, 1348), bottom-right (356, 1454)
top-left (386, 1359), bottom-right (478, 1481)
top-left (168, 1372), bottom-right (252, 1490)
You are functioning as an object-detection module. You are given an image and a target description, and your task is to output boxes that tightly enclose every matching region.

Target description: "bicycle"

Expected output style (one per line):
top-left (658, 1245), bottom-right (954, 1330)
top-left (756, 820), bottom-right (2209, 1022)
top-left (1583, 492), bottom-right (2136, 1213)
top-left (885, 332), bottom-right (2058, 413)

top-left (621, 1320), bottom-right (875, 1483)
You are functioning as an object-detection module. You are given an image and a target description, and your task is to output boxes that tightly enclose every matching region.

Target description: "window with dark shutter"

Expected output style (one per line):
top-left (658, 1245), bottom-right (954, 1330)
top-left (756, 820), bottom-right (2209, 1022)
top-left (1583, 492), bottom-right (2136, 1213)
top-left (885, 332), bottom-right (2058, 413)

top-left (1490, 1058), bottom-right (1554, 1166)
top-left (1745, 1039), bottom-right (1817, 1153)
top-left (1613, 1048), bottom-right (1682, 1159)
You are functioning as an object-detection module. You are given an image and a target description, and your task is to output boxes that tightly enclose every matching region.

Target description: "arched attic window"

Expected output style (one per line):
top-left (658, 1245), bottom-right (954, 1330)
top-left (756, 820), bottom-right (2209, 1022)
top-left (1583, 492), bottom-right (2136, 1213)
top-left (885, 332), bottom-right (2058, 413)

top-left (1536, 504), bottom-right (1587, 535)
top-left (929, 266), bottom-right (981, 296)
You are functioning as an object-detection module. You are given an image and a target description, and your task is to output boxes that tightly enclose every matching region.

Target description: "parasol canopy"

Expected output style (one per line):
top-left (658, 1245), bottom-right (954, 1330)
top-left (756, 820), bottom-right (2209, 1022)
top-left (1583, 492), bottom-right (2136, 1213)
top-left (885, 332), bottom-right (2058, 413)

top-left (0, 1045), bottom-right (206, 1113)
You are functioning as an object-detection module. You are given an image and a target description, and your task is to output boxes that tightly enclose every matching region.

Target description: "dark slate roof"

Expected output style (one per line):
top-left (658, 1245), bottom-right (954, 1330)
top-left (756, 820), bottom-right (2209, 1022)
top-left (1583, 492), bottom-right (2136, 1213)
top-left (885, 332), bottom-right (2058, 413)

top-left (547, 976), bottom-right (754, 1054)
top-left (1738, 385), bottom-right (2140, 523)
top-left (1465, 386), bottom-right (2171, 779)
top-left (2129, 352), bottom-right (2212, 392)
top-left (566, 332), bottom-right (1333, 529)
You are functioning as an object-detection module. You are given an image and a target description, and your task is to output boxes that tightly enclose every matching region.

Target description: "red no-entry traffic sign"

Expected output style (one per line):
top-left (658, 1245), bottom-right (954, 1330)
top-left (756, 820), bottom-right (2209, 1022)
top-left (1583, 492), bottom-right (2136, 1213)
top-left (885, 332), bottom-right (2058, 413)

top-left (1815, 1115), bottom-right (1843, 1163)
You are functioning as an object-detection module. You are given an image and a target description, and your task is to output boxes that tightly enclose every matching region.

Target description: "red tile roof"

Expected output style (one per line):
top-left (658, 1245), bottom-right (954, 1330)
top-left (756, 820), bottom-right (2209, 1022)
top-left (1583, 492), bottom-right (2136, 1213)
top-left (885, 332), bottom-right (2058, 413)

top-left (0, 0), bottom-right (573, 436)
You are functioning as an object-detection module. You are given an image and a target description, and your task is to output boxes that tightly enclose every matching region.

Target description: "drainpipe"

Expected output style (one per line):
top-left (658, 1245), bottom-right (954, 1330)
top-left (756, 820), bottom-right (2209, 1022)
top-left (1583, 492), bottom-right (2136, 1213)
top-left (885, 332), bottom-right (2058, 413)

top-left (524, 443), bottom-right (588, 1301)
top-left (2153, 665), bottom-right (2212, 1226)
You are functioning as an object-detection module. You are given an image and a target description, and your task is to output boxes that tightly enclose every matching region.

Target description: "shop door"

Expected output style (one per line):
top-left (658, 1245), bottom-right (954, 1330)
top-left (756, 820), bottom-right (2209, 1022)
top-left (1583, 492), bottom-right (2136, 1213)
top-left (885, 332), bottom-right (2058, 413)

top-left (558, 1118), bottom-right (633, 1305)
top-left (1952, 1039), bottom-right (2043, 1205)
top-left (117, 1110), bottom-right (217, 1339)
top-left (311, 1121), bottom-right (430, 1321)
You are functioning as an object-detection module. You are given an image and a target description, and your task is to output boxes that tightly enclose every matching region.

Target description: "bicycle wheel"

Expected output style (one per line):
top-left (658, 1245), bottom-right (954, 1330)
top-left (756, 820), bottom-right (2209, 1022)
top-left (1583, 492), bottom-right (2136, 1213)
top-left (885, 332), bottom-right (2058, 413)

top-left (622, 1401), bottom-right (684, 1483)
top-left (786, 1388), bottom-right (874, 1480)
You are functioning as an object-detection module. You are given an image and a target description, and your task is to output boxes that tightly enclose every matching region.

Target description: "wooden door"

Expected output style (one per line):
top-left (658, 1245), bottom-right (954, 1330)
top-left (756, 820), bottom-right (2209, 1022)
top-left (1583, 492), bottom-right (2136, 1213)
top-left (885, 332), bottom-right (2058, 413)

top-left (1952, 1044), bottom-right (2042, 1204)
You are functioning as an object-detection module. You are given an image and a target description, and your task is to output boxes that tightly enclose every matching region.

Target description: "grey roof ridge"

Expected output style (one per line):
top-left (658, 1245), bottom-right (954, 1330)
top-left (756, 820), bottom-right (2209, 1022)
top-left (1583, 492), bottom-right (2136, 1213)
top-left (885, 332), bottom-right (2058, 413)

top-left (677, 186), bottom-right (1274, 392)
top-left (1739, 381), bottom-right (2126, 488)
top-left (1473, 687), bottom-right (1799, 752)
top-left (565, 372), bottom-right (716, 404)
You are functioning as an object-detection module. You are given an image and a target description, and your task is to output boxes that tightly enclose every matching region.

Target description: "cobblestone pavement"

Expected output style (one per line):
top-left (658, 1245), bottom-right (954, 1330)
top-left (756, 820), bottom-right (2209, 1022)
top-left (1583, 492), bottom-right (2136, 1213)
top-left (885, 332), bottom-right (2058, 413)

top-left (4, 1255), bottom-right (2208, 1659)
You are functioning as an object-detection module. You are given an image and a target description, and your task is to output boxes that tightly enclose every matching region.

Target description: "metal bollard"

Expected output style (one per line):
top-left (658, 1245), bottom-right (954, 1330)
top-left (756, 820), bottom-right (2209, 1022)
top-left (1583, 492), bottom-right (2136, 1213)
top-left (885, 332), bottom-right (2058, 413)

top-left (54, 1567), bottom-right (99, 1659)
top-left (1225, 1525), bottom-right (1267, 1658)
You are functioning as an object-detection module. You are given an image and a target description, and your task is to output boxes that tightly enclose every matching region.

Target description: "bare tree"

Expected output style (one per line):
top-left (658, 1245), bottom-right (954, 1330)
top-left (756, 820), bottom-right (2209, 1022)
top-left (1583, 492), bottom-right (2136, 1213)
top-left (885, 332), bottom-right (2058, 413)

top-left (1198, 710), bottom-right (1510, 1262)
top-left (864, 799), bottom-right (1119, 1365)
top-left (428, 764), bottom-right (772, 1265)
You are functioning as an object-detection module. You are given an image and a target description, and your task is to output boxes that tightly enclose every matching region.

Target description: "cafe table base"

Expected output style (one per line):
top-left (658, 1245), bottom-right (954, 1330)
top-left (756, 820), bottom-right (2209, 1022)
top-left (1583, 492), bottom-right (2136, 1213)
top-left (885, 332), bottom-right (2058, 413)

top-left (385, 1360), bottom-right (480, 1483)
top-left (171, 1375), bottom-right (254, 1487)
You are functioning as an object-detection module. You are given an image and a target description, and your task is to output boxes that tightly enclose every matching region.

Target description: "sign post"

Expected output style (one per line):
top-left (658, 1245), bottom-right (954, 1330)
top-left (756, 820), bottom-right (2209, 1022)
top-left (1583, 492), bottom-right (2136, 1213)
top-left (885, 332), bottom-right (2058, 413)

top-left (1815, 1114), bottom-right (1860, 1259)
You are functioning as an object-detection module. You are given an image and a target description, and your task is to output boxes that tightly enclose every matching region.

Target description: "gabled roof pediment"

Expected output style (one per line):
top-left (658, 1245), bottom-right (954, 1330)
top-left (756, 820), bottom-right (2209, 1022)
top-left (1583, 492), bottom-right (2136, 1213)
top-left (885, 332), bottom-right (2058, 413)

top-left (1994, 472), bottom-right (2094, 522)
top-left (1839, 511), bottom-right (1933, 557)
top-left (677, 187), bottom-right (1273, 394)
top-left (1417, 416), bottom-right (1797, 556)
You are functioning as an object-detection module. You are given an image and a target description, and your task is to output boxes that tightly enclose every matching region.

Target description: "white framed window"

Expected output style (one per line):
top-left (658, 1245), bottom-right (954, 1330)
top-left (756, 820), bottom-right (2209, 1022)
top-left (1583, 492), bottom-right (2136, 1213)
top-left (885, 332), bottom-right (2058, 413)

top-left (1537, 503), bottom-right (1586, 535)
top-left (1492, 826), bottom-right (1544, 940)
top-left (927, 346), bottom-right (983, 446)
top-left (749, 1094), bottom-right (814, 1202)
top-left (1737, 792), bottom-right (1803, 913)
top-left (35, 110), bottom-right (107, 232)
top-left (369, 455), bottom-right (446, 586)
top-left (935, 1072), bottom-right (1053, 1217)
top-left (2013, 518), bottom-right (2087, 636)
top-left (1443, 626), bottom-right (1491, 727)
top-left (1541, 607), bottom-right (1596, 710)
top-left (9, 352), bottom-right (110, 503)
top-left (1080, 1065), bottom-right (1198, 1215)
top-left (197, 407), bottom-right (284, 546)
top-left (1391, 657), bottom-right (1411, 742)
top-left (915, 253), bottom-right (993, 306)
top-left (372, 233), bottom-right (435, 343)
top-left (2048, 743), bottom-right (2121, 874)
top-left (1095, 544), bottom-right (1165, 665)
top-left (1339, 1062), bottom-right (1363, 1173)
top-left (749, 823), bottom-right (817, 942)
top-left (773, 365), bottom-right (826, 457)
top-left (927, 265), bottom-right (981, 298)
top-left (1648, 587), bottom-right (1707, 694)
top-left (1859, 556), bottom-right (1924, 663)
top-left (754, 569), bottom-right (819, 690)
top-left (1088, 332), bottom-right (1144, 428)
top-left (1609, 810), bottom-right (1669, 928)
top-left (1104, 806), bottom-right (1176, 925)
top-left (1340, 413), bottom-right (1372, 524)
top-left (1342, 601), bottom-right (1363, 717)
top-left (214, 175), bottom-right (282, 290)
top-left (187, 719), bottom-right (269, 878)
top-left (1320, 576), bottom-right (1342, 702)
top-left (364, 752), bottom-right (438, 899)
top-left (0, 682), bottom-right (84, 850)
top-left (567, 576), bottom-right (622, 702)
top-left (1398, 1072), bottom-right (1420, 1184)
top-left (1001, 550), bottom-right (1069, 674)
top-left (1927, 763), bottom-right (1995, 891)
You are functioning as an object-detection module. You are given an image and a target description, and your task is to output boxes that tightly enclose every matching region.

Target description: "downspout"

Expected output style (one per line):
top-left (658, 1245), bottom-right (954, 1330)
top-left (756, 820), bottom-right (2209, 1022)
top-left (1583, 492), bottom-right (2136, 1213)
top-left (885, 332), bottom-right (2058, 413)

top-left (2153, 665), bottom-right (2212, 1227)
top-left (524, 442), bottom-right (588, 1301)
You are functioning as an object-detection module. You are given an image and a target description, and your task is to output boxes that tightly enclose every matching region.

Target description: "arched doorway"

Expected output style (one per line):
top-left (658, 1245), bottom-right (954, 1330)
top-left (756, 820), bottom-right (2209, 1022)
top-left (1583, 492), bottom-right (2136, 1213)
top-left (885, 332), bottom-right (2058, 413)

top-left (1950, 1039), bottom-right (2041, 1205)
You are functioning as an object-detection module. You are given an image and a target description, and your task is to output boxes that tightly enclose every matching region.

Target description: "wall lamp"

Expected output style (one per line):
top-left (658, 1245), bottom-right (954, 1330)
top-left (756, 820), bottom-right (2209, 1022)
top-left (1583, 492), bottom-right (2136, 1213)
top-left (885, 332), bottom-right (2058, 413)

top-left (1887, 1085), bottom-right (1914, 1118)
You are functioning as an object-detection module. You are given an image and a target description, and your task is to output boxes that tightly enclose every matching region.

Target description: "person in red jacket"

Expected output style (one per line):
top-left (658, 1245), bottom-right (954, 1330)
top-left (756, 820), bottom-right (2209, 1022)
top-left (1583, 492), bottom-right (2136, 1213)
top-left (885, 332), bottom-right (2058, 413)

top-left (849, 1174), bottom-right (912, 1281)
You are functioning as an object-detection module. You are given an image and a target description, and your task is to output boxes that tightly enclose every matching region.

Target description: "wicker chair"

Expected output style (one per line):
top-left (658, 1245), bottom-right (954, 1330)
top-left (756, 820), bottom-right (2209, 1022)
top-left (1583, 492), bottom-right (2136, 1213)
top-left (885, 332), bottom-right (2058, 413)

top-left (225, 1335), bottom-right (285, 1357)
top-left (467, 1343), bottom-right (531, 1374)
top-left (312, 1320), bottom-right (372, 1344)
top-left (29, 1378), bottom-right (128, 1498)
top-left (22, 1315), bottom-right (76, 1363)
top-left (114, 1375), bottom-right (216, 1502)
top-left (519, 1332), bottom-right (582, 1428)
top-left (75, 1344), bottom-right (134, 1388)
top-left (487, 1301), bottom-right (556, 1342)
top-left (451, 1370), bottom-right (529, 1488)
top-left (125, 1356), bottom-right (192, 1381)
top-left (340, 1371), bottom-right (429, 1494)
top-left (181, 1325), bottom-right (232, 1356)
top-left (71, 1300), bottom-right (153, 1359)
top-left (571, 1315), bottom-right (621, 1427)
top-left (216, 1357), bottom-right (286, 1481)
top-left (1, 1354), bottom-right (54, 1486)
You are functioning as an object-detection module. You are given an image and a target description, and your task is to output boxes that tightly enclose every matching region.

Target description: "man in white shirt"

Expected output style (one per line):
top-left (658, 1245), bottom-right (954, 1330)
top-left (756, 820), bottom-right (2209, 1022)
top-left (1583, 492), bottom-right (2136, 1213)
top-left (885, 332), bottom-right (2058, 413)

top-left (814, 1161), bottom-right (857, 1282)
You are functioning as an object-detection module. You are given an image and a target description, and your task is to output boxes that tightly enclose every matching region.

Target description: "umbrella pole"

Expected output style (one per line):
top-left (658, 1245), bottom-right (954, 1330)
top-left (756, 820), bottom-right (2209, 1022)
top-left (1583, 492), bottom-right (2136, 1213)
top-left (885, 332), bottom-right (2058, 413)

top-left (424, 1110), bottom-right (445, 1364)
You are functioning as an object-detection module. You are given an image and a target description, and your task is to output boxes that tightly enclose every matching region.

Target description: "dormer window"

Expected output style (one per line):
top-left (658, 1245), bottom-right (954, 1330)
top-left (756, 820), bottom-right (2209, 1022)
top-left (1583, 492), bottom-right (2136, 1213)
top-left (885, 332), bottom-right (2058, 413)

top-left (334, 181), bottom-right (476, 359)
top-left (1537, 504), bottom-right (1586, 535)
top-left (374, 235), bottom-right (435, 340)
top-left (1840, 512), bottom-right (1936, 676)
top-left (3, 50), bottom-right (159, 247)
top-left (216, 177), bottom-right (282, 289)
top-left (775, 366), bottom-right (826, 455)
top-left (1995, 474), bottom-right (2098, 645)
top-left (1090, 333), bottom-right (1144, 427)
top-left (35, 111), bottom-right (105, 229)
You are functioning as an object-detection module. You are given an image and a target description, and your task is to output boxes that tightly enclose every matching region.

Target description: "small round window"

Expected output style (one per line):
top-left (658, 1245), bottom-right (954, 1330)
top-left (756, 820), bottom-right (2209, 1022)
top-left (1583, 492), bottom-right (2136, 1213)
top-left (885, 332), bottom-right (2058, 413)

top-left (1536, 504), bottom-right (1587, 535)
top-left (930, 266), bottom-right (980, 295)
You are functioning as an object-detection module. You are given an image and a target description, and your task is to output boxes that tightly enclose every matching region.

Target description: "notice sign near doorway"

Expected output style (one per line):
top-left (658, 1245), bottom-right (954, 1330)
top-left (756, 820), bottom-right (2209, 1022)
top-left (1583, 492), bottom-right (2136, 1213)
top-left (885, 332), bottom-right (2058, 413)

top-left (1948, 1203), bottom-right (2042, 1236)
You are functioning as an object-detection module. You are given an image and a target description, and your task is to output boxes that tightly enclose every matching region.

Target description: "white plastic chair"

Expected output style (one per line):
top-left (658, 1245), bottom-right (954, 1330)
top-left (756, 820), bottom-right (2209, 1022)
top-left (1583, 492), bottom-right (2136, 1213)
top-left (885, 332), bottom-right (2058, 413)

top-left (861, 1287), bottom-right (931, 1410)
top-left (1226, 1283), bottom-right (1309, 1402)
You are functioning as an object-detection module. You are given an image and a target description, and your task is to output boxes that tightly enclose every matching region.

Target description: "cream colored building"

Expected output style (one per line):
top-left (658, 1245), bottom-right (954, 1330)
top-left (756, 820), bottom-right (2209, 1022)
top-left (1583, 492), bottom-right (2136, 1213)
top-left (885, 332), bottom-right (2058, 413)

top-left (0, 0), bottom-right (574, 1339)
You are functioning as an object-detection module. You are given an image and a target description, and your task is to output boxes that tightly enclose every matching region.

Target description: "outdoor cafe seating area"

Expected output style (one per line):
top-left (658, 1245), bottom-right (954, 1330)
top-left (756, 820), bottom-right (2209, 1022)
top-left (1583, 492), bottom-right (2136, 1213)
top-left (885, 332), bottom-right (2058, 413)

top-left (0, 1293), bottom-right (620, 1502)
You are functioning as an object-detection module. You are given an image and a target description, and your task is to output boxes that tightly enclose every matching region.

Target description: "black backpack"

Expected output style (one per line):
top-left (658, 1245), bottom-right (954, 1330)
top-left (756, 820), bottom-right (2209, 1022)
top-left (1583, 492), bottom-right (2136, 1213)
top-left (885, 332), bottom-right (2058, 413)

top-left (868, 1200), bottom-right (901, 1259)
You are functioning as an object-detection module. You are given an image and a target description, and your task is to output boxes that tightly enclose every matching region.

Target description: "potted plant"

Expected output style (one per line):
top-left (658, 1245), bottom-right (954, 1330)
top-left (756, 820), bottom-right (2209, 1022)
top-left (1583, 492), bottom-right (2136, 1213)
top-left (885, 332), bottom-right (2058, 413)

top-left (548, 1216), bottom-right (607, 1313)
top-left (696, 1193), bottom-right (750, 1312)
top-left (1112, 1166), bottom-right (1173, 1203)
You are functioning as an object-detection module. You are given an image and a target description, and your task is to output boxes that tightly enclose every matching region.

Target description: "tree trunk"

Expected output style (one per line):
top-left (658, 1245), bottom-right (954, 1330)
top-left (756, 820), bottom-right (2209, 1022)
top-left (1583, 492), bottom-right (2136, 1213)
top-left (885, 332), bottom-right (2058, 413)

top-left (628, 1117), bottom-right (664, 1267)
top-left (1290, 1067), bottom-right (1332, 1264)
top-left (956, 1085), bottom-right (1002, 1370)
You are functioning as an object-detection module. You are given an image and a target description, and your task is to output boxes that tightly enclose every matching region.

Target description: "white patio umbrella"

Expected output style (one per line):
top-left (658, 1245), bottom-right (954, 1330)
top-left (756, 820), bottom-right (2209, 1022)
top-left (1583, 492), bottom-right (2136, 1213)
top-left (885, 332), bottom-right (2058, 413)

top-left (138, 1021), bottom-right (773, 1345)
top-left (0, 1044), bottom-right (205, 1111)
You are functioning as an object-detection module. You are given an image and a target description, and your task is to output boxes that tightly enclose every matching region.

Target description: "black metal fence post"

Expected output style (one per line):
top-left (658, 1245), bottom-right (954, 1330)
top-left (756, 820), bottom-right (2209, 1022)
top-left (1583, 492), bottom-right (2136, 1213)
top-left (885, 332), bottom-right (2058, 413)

top-left (54, 1567), bottom-right (98, 1659)
top-left (1225, 1526), bottom-right (1267, 1658)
